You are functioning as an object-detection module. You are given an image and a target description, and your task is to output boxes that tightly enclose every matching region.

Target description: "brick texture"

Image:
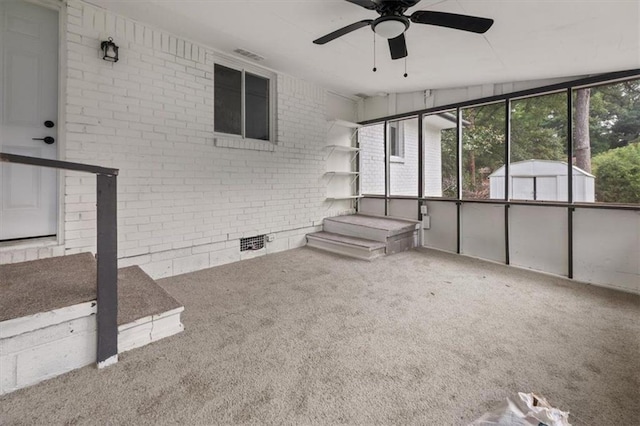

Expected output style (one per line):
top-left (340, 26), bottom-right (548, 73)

top-left (0, 1), bottom-right (353, 277)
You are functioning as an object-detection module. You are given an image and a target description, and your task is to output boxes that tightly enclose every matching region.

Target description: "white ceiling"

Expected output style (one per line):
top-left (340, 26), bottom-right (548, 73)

top-left (86, 0), bottom-right (640, 97)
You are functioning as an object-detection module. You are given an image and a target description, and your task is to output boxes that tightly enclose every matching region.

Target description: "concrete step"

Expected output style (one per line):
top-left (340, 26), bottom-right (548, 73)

top-left (323, 214), bottom-right (419, 243)
top-left (0, 253), bottom-right (184, 395)
top-left (306, 231), bottom-right (386, 261)
top-left (0, 253), bottom-right (182, 325)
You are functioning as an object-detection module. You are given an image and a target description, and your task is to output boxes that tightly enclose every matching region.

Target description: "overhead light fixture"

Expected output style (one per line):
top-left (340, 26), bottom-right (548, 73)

top-left (372, 16), bottom-right (409, 39)
top-left (100, 37), bottom-right (119, 62)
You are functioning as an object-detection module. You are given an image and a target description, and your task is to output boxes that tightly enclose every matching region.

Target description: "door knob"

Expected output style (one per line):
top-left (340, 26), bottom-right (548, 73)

top-left (44, 120), bottom-right (55, 128)
top-left (32, 136), bottom-right (55, 144)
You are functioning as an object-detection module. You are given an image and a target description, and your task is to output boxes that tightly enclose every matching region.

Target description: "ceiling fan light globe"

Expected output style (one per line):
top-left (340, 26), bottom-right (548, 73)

top-left (373, 19), bottom-right (407, 39)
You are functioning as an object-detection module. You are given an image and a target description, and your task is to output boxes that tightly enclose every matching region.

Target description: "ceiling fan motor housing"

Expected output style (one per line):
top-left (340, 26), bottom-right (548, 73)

top-left (372, 15), bottom-right (410, 39)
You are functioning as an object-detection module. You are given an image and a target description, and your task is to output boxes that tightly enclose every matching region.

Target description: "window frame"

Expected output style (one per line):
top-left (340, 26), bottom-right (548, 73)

top-left (213, 57), bottom-right (276, 144)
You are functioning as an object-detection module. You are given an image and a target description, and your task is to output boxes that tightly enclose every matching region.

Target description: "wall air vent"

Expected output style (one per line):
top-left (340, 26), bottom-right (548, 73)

top-left (233, 48), bottom-right (265, 62)
top-left (240, 235), bottom-right (265, 252)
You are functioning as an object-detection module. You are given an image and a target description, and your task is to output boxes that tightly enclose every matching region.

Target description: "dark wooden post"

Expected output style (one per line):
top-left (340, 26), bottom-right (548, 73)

top-left (96, 173), bottom-right (118, 367)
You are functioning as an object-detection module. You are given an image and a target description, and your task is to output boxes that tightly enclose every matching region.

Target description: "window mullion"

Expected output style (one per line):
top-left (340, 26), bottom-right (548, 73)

top-left (241, 69), bottom-right (246, 138)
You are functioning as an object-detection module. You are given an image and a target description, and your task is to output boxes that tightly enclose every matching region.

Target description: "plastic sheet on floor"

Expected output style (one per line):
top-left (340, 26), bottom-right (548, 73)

top-left (470, 392), bottom-right (571, 426)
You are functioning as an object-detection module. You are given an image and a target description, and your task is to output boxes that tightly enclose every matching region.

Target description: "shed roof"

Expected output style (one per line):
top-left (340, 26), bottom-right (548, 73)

top-left (489, 159), bottom-right (595, 178)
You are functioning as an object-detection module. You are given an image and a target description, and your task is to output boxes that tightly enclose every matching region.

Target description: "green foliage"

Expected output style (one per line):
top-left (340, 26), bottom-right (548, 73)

top-left (440, 127), bottom-right (457, 197)
top-left (460, 103), bottom-right (505, 197)
top-left (592, 143), bottom-right (640, 204)
top-left (588, 80), bottom-right (640, 154)
top-left (511, 92), bottom-right (567, 163)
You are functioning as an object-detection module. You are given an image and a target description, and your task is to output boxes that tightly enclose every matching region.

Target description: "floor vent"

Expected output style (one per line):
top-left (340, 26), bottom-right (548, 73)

top-left (240, 235), bottom-right (265, 252)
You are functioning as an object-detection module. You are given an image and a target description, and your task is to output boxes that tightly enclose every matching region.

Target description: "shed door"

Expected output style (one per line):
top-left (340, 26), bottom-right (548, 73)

top-left (536, 177), bottom-right (557, 201)
top-left (0, 1), bottom-right (59, 241)
top-left (511, 177), bottom-right (534, 200)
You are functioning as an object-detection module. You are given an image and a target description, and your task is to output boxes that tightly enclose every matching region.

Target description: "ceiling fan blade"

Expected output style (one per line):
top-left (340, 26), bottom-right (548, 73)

top-left (313, 20), bottom-right (373, 45)
top-left (388, 33), bottom-right (408, 60)
top-left (410, 10), bottom-right (494, 34)
top-left (344, 0), bottom-right (377, 10)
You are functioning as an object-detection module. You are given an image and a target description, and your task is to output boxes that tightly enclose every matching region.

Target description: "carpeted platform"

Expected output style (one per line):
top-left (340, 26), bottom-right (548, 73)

top-left (117, 266), bottom-right (182, 325)
top-left (0, 253), bottom-right (97, 321)
top-left (0, 254), bottom-right (181, 325)
top-left (326, 213), bottom-right (418, 234)
top-left (1, 248), bottom-right (638, 424)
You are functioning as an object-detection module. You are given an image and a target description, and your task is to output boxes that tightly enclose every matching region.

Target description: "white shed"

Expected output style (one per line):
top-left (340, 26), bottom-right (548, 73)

top-left (489, 160), bottom-right (595, 202)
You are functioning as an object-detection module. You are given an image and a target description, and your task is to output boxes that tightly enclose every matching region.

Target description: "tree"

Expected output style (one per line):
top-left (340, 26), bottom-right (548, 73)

top-left (574, 89), bottom-right (592, 173)
top-left (592, 143), bottom-right (640, 204)
top-left (460, 103), bottom-right (505, 198)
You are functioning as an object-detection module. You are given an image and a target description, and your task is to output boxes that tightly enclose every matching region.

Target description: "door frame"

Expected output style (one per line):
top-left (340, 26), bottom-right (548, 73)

top-left (4, 0), bottom-right (68, 246)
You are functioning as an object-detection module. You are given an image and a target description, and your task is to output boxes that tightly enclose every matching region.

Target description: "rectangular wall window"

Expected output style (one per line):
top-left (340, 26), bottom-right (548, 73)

top-left (389, 117), bottom-right (418, 196)
top-left (423, 110), bottom-right (458, 198)
top-left (461, 102), bottom-right (506, 199)
top-left (510, 92), bottom-right (568, 201)
top-left (573, 78), bottom-right (640, 205)
top-left (214, 63), bottom-right (272, 142)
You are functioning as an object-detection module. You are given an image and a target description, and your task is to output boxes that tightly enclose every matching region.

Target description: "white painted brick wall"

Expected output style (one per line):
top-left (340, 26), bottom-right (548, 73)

top-left (390, 119), bottom-right (418, 197)
top-left (423, 124), bottom-right (444, 197)
top-left (0, 0), bottom-right (349, 276)
top-left (359, 124), bottom-right (385, 195)
top-left (359, 120), bottom-right (448, 198)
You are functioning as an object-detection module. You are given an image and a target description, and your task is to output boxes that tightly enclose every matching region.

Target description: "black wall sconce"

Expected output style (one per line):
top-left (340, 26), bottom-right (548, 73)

top-left (100, 37), bottom-right (119, 62)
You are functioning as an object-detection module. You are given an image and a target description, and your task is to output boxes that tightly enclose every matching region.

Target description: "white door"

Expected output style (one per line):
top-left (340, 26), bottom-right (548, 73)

top-left (0, 1), bottom-right (58, 241)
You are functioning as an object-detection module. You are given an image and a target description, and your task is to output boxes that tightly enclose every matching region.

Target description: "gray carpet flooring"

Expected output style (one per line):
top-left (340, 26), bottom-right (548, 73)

top-left (1, 247), bottom-right (638, 425)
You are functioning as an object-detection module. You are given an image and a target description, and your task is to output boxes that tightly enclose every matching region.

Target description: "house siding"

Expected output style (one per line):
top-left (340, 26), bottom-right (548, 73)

top-left (0, 0), bottom-right (351, 277)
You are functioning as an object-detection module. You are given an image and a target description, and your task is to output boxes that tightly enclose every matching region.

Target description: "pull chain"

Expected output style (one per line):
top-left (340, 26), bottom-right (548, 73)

top-left (404, 57), bottom-right (408, 78)
top-left (373, 32), bottom-right (377, 72)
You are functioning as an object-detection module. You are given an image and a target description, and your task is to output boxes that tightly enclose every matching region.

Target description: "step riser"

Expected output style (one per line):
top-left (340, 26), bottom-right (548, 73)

top-left (387, 232), bottom-right (419, 255)
top-left (0, 304), bottom-right (185, 396)
top-left (307, 236), bottom-right (385, 261)
top-left (324, 218), bottom-right (419, 242)
top-left (1, 302), bottom-right (97, 396)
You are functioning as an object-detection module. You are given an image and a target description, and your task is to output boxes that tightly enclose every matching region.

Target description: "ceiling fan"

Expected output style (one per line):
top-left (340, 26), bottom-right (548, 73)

top-left (313, 0), bottom-right (494, 60)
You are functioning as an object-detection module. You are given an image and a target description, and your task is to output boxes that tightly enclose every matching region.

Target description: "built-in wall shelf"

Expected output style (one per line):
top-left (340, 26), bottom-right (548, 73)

top-left (325, 119), bottom-right (361, 208)
top-left (325, 171), bottom-right (359, 176)
top-left (325, 145), bottom-right (360, 152)
top-left (328, 119), bottom-right (362, 129)
top-left (326, 196), bottom-right (362, 201)
top-left (325, 171), bottom-right (359, 185)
